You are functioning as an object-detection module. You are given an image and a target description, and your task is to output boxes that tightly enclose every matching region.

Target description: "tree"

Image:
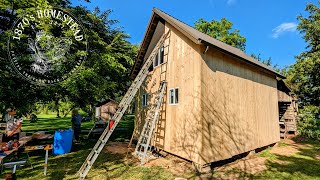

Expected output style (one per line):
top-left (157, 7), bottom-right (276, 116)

top-left (250, 53), bottom-right (272, 66)
top-left (285, 1), bottom-right (320, 106)
top-left (194, 18), bottom-right (280, 72)
top-left (250, 53), bottom-right (280, 72)
top-left (60, 7), bottom-right (138, 111)
top-left (0, 0), bottom-right (70, 115)
top-left (194, 18), bottom-right (246, 51)
top-left (0, 1), bottom-right (137, 115)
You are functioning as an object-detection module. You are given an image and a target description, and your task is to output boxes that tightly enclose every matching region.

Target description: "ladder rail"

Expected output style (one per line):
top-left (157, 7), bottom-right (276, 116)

top-left (142, 83), bottom-right (166, 164)
top-left (134, 82), bottom-right (167, 165)
top-left (77, 31), bottom-right (170, 179)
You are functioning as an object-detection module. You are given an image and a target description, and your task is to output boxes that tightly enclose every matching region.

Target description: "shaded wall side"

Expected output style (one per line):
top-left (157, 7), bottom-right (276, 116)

top-left (200, 48), bottom-right (280, 164)
top-left (278, 90), bottom-right (292, 103)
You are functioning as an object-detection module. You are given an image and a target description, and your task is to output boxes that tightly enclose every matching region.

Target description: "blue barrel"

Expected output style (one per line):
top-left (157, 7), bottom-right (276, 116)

top-left (53, 129), bottom-right (73, 155)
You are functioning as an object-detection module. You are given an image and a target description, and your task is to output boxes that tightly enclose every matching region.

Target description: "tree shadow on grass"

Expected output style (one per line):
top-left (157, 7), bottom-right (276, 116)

top-left (14, 141), bottom-right (97, 179)
top-left (255, 140), bottom-right (320, 179)
top-left (14, 139), bottom-right (171, 180)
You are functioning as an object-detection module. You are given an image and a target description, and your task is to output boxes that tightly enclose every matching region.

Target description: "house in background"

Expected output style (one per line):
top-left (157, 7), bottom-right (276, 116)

top-left (95, 99), bottom-right (118, 121)
top-left (130, 8), bottom-right (285, 168)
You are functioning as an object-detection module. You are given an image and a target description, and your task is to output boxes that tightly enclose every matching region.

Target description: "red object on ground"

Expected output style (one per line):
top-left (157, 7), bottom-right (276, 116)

top-left (109, 120), bottom-right (115, 129)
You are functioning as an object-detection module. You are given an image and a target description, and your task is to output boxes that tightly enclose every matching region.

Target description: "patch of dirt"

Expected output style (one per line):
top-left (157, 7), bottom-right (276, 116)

top-left (215, 156), bottom-right (267, 177)
top-left (270, 138), bottom-right (311, 156)
top-left (104, 142), bottom-right (133, 154)
top-left (102, 137), bottom-right (312, 179)
top-left (145, 154), bottom-right (193, 176)
top-left (104, 142), bottom-right (194, 176)
top-left (213, 137), bottom-right (310, 179)
top-left (270, 140), bottom-right (299, 156)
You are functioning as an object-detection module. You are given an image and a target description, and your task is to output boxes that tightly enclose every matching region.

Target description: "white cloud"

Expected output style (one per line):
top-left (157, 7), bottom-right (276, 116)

top-left (272, 22), bottom-right (297, 38)
top-left (227, 0), bottom-right (236, 5)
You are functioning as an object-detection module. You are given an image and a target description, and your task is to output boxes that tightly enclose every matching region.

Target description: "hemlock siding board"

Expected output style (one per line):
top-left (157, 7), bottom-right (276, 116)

top-left (132, 8), bottom-right (281, 166)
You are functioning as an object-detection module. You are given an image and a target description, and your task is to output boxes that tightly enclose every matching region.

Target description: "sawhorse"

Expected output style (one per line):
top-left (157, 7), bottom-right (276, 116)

top-left (25, 144), bottom-right (52, 175)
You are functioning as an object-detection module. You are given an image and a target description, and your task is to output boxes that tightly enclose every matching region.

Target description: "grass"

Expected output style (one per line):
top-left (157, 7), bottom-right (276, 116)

top-left (254, 138), bottom-right (320, 180)
top-left (15, 141), bottom-right (174, 180)
top-left (257, 147), bottom-right (278, 161)
top-left (277, 142), bottom-right (289, 147)
top-left (3, 113), bottom-right (320, 179)
top-left (21, 114), bottom-right (93, 133)
top-left (21, 113), bottom-right (135, 140)
top-left (2, 113), bottom-right (175, 180)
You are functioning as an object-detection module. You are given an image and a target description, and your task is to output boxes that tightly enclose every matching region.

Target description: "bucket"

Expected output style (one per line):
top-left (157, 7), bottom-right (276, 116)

top-left (53, 129), bottom-right (73, 155)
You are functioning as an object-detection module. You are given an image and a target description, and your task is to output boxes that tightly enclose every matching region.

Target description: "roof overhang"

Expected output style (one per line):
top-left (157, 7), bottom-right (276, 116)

top-left (130, 8), bottom-right (286, 80)
top-left (130, 12), bottom-right (165, 79)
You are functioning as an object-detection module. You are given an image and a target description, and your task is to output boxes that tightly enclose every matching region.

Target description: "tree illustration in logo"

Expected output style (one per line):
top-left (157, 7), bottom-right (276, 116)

top-left (28, 31), bottom-right (72, 75)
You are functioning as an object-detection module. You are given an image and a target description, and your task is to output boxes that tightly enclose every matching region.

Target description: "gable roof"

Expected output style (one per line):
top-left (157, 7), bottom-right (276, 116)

top-left (277, 79), bottom-right (293, 94)
top-left (95, 99), bottom-right (118, 107)
top-left (130, 8), bottom-right (285, 79)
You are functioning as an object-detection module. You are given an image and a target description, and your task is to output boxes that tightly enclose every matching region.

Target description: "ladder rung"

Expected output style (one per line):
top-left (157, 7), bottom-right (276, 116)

top-left (78, 31), bottom-right (170, 180)
top-left (134, 82), bottom-right (167, 164)
top-left (140, 144), bottom-right (149, 149)
top-left (135, 151), bottom-right (143, 157)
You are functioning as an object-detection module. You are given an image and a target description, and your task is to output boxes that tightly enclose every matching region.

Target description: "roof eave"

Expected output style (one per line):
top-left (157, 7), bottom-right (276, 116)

top-left (199, 39), bottom-right (286, 79)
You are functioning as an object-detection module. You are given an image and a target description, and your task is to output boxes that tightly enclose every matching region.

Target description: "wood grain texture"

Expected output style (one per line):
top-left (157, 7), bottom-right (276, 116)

top-left (200, 48), bottom-right (280, 164)
top-left (134, 21), bottom-right (280, 166)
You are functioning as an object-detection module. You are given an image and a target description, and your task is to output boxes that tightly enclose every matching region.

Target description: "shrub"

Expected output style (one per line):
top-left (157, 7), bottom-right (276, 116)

top-left (297, 106), bottom-right (320, 140)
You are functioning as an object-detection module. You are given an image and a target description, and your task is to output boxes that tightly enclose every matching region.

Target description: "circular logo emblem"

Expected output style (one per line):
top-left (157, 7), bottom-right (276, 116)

top-left (8, 7), bottom-right (88, 85)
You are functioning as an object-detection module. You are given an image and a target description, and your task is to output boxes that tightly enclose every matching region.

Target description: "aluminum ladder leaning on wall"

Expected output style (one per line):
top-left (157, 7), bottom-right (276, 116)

top-left (77, 31), bottom-right (170, 180)
top-left (134, 81), bottom-right (167, 165)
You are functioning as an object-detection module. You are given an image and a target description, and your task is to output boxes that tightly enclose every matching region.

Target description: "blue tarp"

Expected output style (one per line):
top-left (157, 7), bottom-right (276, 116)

top-left (53, 129), bottom-right (73, 155)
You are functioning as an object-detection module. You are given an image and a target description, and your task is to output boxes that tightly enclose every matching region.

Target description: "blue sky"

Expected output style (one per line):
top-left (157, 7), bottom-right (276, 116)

top-left (71, 0), bottom-right (317, 68)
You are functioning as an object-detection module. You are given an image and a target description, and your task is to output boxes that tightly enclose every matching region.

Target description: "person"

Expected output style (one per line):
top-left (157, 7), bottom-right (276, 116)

top-left (4, 108), bottom-right (13, 122)
top-left (71, 109), bottom-right (82, 142)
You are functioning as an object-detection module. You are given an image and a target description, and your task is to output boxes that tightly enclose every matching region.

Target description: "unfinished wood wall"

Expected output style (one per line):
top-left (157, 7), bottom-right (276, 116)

top-left (134, 22), bottom-right (203, 164)
top-left (133, 21), bottom-right (165, 141)
top-left (134, 19), bottom-right (280, 166)
top-left (278, 90), bottom-right (292, 103)
top-left (199, 48), bottom-right (280, 165)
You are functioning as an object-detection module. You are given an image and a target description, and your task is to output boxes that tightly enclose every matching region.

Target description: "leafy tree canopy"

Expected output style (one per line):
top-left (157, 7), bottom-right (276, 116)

top-left (285, 1), bottom-right (320, 106)
top-left (0, 0), bottom-right (137, 115)
top-left (194, 18), bottom-right (246, 51)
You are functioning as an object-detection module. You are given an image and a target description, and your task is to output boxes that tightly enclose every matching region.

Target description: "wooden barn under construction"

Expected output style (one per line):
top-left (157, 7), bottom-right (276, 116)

top-left (130, 8), bottom-right (285, 167)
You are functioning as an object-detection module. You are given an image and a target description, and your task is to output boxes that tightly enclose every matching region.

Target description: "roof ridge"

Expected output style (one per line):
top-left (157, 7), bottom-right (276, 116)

top-left (152, 8), bottom-right (284, 78)
top-left (153, 8), bottom-right (197, 34)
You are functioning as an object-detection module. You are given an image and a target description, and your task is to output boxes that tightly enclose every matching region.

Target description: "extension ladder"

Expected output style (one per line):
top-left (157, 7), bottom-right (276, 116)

top-left (77, 31), bottom-right (170, 179)
top-left (134, 82), bottom-right (167, 165)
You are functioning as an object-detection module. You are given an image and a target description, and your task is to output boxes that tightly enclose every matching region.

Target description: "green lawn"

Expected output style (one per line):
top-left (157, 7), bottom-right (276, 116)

top-left (255, 138), bottom-right (320, 180)
top-left (21, 114), bottom-right (93, 133)
top-left (4, 113), bottom-right (176, 180)
top-left (2, 114), bottom-right (320, 179)
top-left (21, 113), bottom-right (134, 140)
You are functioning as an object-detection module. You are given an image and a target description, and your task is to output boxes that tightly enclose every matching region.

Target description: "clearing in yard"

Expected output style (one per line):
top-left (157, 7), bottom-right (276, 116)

top-left (7, 115), bottom-right (320, 179)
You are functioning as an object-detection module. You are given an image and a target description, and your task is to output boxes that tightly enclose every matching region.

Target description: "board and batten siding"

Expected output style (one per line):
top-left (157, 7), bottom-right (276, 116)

top-left (199, 47), bottom-right (280, 165)
top-left (134, 19), bottom-right (280, 166)
top-left (134, 22), bottom-right (203, 164)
